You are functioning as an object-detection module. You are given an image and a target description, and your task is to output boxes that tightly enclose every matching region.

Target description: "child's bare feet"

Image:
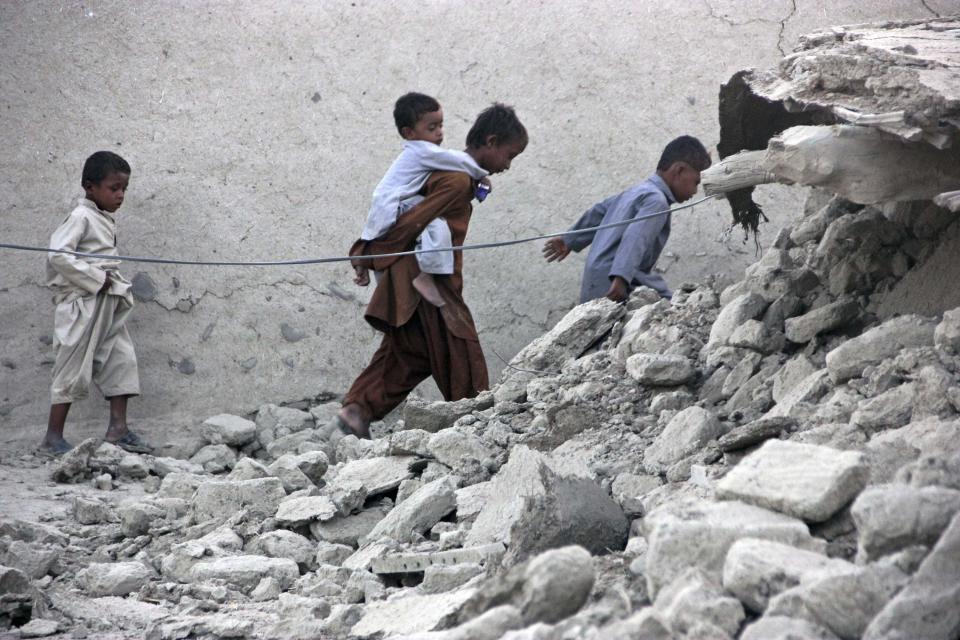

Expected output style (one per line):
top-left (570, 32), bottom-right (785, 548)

top-left (413, 273), bottom-right (446, 307)
top-left (354, 265), bottom-right (370, 286)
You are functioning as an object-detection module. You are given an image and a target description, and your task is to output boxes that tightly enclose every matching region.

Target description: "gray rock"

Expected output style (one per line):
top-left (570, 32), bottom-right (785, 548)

top-left (310, 506), bottom-right (389, 547)
top-left (896, 453), bottom-right (960, 490)
top-left (293, 450), bottom-right (329, 484)
top-left (825, 315), bottom-right (937, 383)
top-left (785, 299), bottom-right (860, 344)
top-left (188, 444), bottom-right (237, 474)
top-left (597, 609), bottom-right (672, 640)
top-left (644, 499), bottom-right (819, 599)
top-left (611, 473), bottom-right (663, 517)
top-left (352, 588), bottom-right (476, 638)
top-left (0, 520), bottom-right (68, 547)
top-left (364, 476), bottom-right (457, 544)
top-left (717, 440), bottom-right (869, 523)
top-left (653, 567), bottom-right (745, 638)
top-left (331, 456), bottom-right (416, 496)
top-left (50, 437), bottom-right (102, 483)
top-left (0, 540), bottom-right (60, 579)
top-left (422, 562), bottom-right (484, 594)
top-left (913, 365), bottom-right (957, 420)
top-left (72, 496), bottom-right (115, 525)
top-left (0, 565), bottom-right (32, 628)
top-left (626, 353), bottom-right (696, 386)
top-left (200, 413), bottom-right (257, 446)
top-left (708, 292), bottom-right (769, 347)
top-left (863, 511), bottom-right (960, 640)
top-left (268, 455), bottom-right (315, 493)
top-left (247, 529), bottom-right (317, 572)
top-left (226, 456), bottom-right (270, 481)
top-left (455, 481), bottom-right (491, 522)
top-left (192, 477), bottom-right (286, 522)
top-left (741, 616), bottom-right (840, 640)
top-left (157, 472), bottom-right (206, 500)
top-left (865, 417), bottom-right (960, 483)
top-left (404, 394), bottom-right (494, 433)
top-left (465, 446), bottom-right (628, 564)
top-left (78, 561), bottom-right (153, 596)
top-left (721, 351), bottom-right (762, 400)
top-left (256, 403), bottom-right (314, 448)
top-left (717, 417), bottom-right (797, 452)
top-left (764, 370), bottom-right (833, 420)
top-left (428, 428), bottom-right (495, 471)
top-left (265, 428), bottom-right (328, 460)
top-left (275, 495), bottom-right (338, 527)
top-left (145, 614), bottom-right (255, 640)
top-left (149, 456), bottom-right (204, 477)
top-left (190, 555), bottom-right (299, 592)
top-left (849, 383), bottom-right (915, 434)
top-left (851, 484), bottom-right (960, 562)
top-left (644, 406), bottom-right (724, 474)
top-left (772, 355), bottom-right (819, 404)
top-left (315, 541), bottom-right (354, 566)
top-left (159, 527), bottom-right (243, 582)
top-left (722, 538), bottom-right (855, 613)
top-left (119, 501), bottom-right (166, 537)
top-left (729, 319), bottom-right (783, 353)
top-left (18, 618), bottom-right (60, 638)
top-left (388, 429), bottom-right (433, 456)
top-left (934, 307), bottom-right (960, 354)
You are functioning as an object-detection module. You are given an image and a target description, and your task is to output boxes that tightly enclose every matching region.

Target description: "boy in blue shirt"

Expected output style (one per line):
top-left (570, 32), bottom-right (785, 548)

top-left (543, 136), bottom-right (711, 302)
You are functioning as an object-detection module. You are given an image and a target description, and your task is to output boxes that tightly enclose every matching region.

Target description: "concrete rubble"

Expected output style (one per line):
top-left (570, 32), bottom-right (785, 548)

top-left (2, 16), bottom-right (960, 639)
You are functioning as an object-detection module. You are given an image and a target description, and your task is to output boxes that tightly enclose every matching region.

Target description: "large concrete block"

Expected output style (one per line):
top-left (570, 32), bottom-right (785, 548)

top-left (363, 476), bottom-right (457, 544)
top-left (200, 413), bottom-right (257, 446)
top-left (190, 555), bottom-right (299, 592)
top-left (78, 561), bottom-right (154, 597)
top-left (716, 440), bottom-right (868, 522)
top-left (643, 406), bottom-right (724, 474)
top-left (825, 315), bottom-right (936, 383)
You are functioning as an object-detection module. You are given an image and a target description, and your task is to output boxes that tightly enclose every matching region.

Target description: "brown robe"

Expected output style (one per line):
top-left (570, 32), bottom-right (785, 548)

top-left (344, 171), bottom-right (489, 421)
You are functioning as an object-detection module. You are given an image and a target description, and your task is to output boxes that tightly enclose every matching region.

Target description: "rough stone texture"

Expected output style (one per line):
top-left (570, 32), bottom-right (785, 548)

top-left (717, 416), bottom-right (797, 452)
top-left (644, 406), bottom-right (724, 473)
top-left (274, 495), bottom-right (338, 527)
top-left (0, 540), bottom-right (61, 580)
top-left (708, 293), bottom-right (768, 346)
top-left (849, 383), bottom-right (915, 434)
top-left (404, 394), bottom-right (494, 433)
top-left (825, 315), bottom-right (937, 382)
top-left (77, 562), bottom-right (154, 597)
top-left (267, 455), bottom-right (315, 493)
top-left (722, 538), bottom-right (855, 613)
top-left (652, 567), bottom-right (745, 639)
top-left (611, 473), bottom-right (663, 517)
top-left (247, 530), bottom-right (317, 572)
top-left (626, 353), bottom-right (696, 386)
top-left (421, 563), bottom-right (484, 595)
top-left (741, 616), bottom-right (840, 640)
top-left (644, 499), bottom-right (819, 598)
top-left (850, 484), bottom-right (960, 562)
top-left (716, 440), bottom-right (869, 522)
top-left (427, 429), bottom-right (496, 471)
top-left (330, 456), bottom-right (415, 496)
top-left (784, 299), bottom-right (860, 344)
top-left (363, 476), bottom-right (457, 544)
top-left (934, 307), bottom-right (960, 354)
top-left (352, 588), bottom-right (475, 638)
top-left (465, 446), bottom-right (628, 563)
top-left (863, 511), bottom-right (960, 640)
top-left (189, 555), bottom-right (299, 591)
top-left (192, 477), bottom-right (286, 522)
top-left (200, 413), bottom-right (257, 446)
top-left (188, 444), bottom-right (237, 474)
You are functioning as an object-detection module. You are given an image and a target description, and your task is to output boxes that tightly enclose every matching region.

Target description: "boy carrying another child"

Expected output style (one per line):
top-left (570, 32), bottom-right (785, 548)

top-left (354, 92), bottom-right (491, 308)
top-left (40, 151), bottom-right (151, 456)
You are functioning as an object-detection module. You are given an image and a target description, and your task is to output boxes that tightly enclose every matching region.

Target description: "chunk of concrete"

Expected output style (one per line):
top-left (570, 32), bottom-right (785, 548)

top-left (849, 383), bottom-right (915, 434)
top-left (465, 446), bottom-right (628, 564)
top-left (268, 454), bottom-right (315, 493)
top-left (863, 511), bottom-right (960, 640)
top-left (644, 406), bottom-right (724, 474)
top-left (653, 567), bottom-right (745, 638)
top-left (275, 495), bottom-right (338, 527)
top-left (200, 414), bottom-right (257, 446)
top-left (310, 506), bottom-right (389, 547)
top-left (190, 555), bottom-right (299, 592)
top-left (850, 484), bottom-right (960, 562)
top-left (722, 538), bottom-right (855, 613)
top-left (644, 499), bottom-right (819, 599)
top-left (77, 561), bottom-right (154, 597)
top-left (247, 529), bottom-right (317, 572)
top-left (741, 616), bottom-right (840, 640)
top-left (825, 315), bottom-right (937, 383)
top-left (404, 394), bottom-right (493, 433)
top-left (708, 292), bottom-right (769, 347)
top-left (626, 353), bottom-right (696, 386)
top-left (330, 456), bottom-right (416, 496)
top-left (351, 588), bottom-right (476, 638)
top-left (363, 476), bottom-right (457, 544)
top-left (934, 307), bottom-right (960, 354)
top-left (188, 444), bottom-right (237, 474)
top-left (785, 299), bottom-right (860, 344)
top-left (717, 417), bottom-right (797, 452)
top-left (717, 440), bottom-right (869, 522)
top-left (192, 477), bottom-right (286, 522)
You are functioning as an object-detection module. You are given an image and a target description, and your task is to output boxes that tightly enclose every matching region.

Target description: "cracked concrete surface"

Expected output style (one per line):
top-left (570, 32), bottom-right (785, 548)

top-left (0, 0), bottom-right (948, 440)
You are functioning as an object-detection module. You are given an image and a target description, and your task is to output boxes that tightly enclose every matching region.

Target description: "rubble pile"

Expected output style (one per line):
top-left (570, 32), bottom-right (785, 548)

top-left (3, 16), bottom-right (960, 640)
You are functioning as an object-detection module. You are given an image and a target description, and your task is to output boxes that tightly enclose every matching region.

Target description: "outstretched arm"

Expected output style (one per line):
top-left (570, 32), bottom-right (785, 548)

top-left (609, 193), bottom-right (669, 285)
top-left (564, 195), bottom-right (615, 251)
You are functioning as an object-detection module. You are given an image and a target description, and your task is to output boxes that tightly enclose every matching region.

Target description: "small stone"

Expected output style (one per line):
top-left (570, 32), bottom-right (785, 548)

top-left (201, 414), bottom-right (257, 446)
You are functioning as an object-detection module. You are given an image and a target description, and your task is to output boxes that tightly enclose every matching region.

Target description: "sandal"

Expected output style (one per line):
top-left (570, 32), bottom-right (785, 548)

top-left (107, 430), bottom-right (153, 454)
top-left (36, 439), bottom-right (73, 458)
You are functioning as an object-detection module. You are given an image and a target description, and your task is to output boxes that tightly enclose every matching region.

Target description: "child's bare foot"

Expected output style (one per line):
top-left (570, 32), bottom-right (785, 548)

top-left (413, 273), bottom-right (446, 307)
top-left (336, 404), bottom-right (371, 440)
top-left (354, 265), bottom-right (370, 287)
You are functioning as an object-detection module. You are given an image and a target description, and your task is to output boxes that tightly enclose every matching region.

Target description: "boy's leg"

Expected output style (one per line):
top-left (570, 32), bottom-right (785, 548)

top-left (40, 402), bottom-right (73, 455)
top-left (412, 273), bottom-right (446, 308)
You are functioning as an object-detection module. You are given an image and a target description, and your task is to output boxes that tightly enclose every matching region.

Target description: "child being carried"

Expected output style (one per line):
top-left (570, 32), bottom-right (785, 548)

top-left (355, 92), bottom-right (490, 308)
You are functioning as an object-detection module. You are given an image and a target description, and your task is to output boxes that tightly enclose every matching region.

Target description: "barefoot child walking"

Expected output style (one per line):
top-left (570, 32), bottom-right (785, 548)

top-left (40, 151), bottom-right (152, 456)
top-left (354, 92), bottom-right (492, 308)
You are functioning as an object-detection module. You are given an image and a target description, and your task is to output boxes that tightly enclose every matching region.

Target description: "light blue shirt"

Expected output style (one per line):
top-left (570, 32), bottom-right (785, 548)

top-left (565, 174), bottom-right (676, 302)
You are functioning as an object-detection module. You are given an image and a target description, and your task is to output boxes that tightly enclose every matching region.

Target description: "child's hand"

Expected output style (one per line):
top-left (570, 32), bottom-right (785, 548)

top-left (353, 265), bottom-right (370, 287)
top-left (606, 276), bottom-right (628, 303)
top-left (480, 176), bottom-right (492, 192)
top-left (542, 238), bottom-right (571, 263)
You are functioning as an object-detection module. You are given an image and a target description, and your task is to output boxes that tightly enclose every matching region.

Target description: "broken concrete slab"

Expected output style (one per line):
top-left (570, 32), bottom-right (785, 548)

top-left (200, 413), bottom-right (257, 447)
top-left (274, 495), bottom-right (338, 527)
top-left (309, 505), bottom-right (389, 547)
top-left (188, 444), bottom-right (237, 474)
top-left (644, 499), bottom-right (819, 599)
top-left (351, 588), bottom-right (475, 638)
top-left (77, 561), bottom-right (154, 597)
top-left (427, 428), bottom-right (496, 471)
top-left (643, 406), bottom-right (724, 474)
top-left (191, 477), bottom-right (286, 522)
top-left (722, 538), bottom-right (855, 613)
top-left (850, 484), bottom-right (960, 562)
top-left (404, 393), bottom-right (494, 433)
top-left (0, 540), bottom-right (61, 580)
top-left (363, 476), bottom-right (457, 544)
top-left (708, 292), bottom-right (769, 347)
top-left (247, 529), bottom-right (317, 572)
top-left (190, 555), bottom-right (299, 592)
top-left (717, 416), bottom-right (797, 452)
top-left (784, 299), bottom-right (860, 344)
top-left (371, 543), bottom-right (505, 575)
top-left (740, 615), bottom-right (840, 640)
top-left (626, 353), bottom-right (696, 386)
top-left (653, 567), bottom-right (745, 639)
top-left (717, 439), bottom-right (869, 523)
top-left (330, 456), bottom-right (416, 496)
top-left (825, 315), bottom-right (937, 383)
top-left (464, 446), bottom-right (628, 564)
top-left (268, 454), bottom-right (315, 493)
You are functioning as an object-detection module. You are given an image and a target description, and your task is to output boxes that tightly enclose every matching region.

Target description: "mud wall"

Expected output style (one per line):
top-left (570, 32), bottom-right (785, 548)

top-left (0, 0), bottom-right (951, 437)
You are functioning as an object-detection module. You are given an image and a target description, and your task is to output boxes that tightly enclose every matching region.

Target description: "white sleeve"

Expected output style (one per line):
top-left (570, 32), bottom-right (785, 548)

top-left (47, 212), bottom-right (107, 294)
top-left (415, 146), bottom-right (488, 180)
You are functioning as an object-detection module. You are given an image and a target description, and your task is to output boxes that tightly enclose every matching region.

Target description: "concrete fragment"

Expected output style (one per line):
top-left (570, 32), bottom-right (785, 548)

top-left (268, 454), bottom-right (315, 492)
top-left (643, 406), bottom-right (724, 473)
top-left (717, 439), bottom-right (868, 522)
top-left (119, 501), bottom-right (166, 537)
top-left (717, 416), bottom-right (796, 452)
top-left (729, 318), bottom-right (782, 353)
top-left (145, 613), bottom-right (255, 640)
top-left (644, 499), bottom-right (819, 598)
top-left (626, 353), bottom-right (696, 386)
top-left (825, 315), bottom-right (936, 383)
top-left (192, 477), bottom-right (286, 522)
top-left (850, 484), bottom-right (960, 562)
top-left (465, 446), bottom-right (628, 563)
top-left (77, 561), bottom-right (154, 597)
top-left (404, 394), bottom-right (493, 433)
top-left (157, 472), bottom-right (206, 500)
top-left (275, 495), bottom-right (337, 527)
top-left (293, 450), bottom-right (329, 484)
top-left (784, 299), bottom-right (860, 344)
top-left (428, 428), bottom-right (495, 471)
top-left (331, 456), bottom-right (415, 496)
top-left (741, 616), bottom-right (840, 640)
top-left (708, 292), bottom-right (768, 346)
top-left (722, 538), bottom-right (855, 613)
top-left (934, 307), bottom-right (960, 354)
top-left (72, 496), bottom-right (115, 525)
top-left (0, 540), bottom-right (61, 579)
top-left (653, 567), bottom-right (745, 639)
top-left (18, 619), bottom-right (60, 638)
top-left (364, 476), bottom-right (457, 544)
top-left (200, 413), bottom-right (257, 446)
top-left (225, 456), bottom-right (270, 481)
top-left (772, 355), bottom-right (818, 404)
top-left (611, 473), bottom-right (663, 517)
top-left (248, 529), bottom-right (317, 572)
top-left (863, 511), bottom-right (960, 640)
top-left (0, 520), bottom-right (68, 547)
top-left (849, 383), bottom-right (915, 434)
top-left (422, 562), bottom-right (484, 594)
top-left (310, 505), bottom-right (389, 547)
top-left (352, 588), bottom-right (476, 638)
top-left (190, 555), bottom-right (299, 591)
top-left (188, 444), bottom-right (237, 474)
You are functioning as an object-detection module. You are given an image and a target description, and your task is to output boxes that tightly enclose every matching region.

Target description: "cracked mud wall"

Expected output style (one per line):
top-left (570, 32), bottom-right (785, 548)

top-left (0, 0), bottom-right (952, 438)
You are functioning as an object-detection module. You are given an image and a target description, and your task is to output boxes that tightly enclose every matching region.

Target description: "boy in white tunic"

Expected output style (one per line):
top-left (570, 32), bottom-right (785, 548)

top-left (354, 92), bottom-right (491, 307)
top-left (40, 151), bottom-right (151, 456)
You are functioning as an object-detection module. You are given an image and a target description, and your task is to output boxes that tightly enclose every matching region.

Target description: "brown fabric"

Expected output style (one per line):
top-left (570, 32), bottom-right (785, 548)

top-left (344, 170), bottom-right (489, 421)
top-left (343, 302), bottom-right (489, 421)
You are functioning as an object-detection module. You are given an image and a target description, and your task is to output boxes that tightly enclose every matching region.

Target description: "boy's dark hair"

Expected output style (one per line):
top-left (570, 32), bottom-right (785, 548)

top-left (656, 136), bottom-right (711, 172)
top-left (82, 151), bottom-right (131, 186)
top-left (466, 103), bottom-right (528, 148)
top-left (394, 92), bottom-right (441, 134)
